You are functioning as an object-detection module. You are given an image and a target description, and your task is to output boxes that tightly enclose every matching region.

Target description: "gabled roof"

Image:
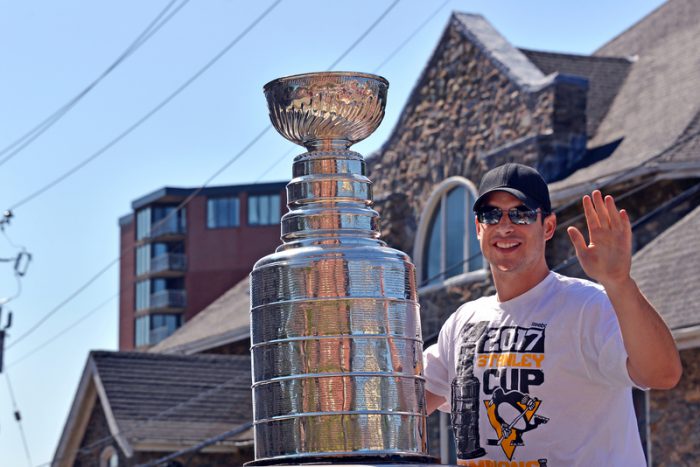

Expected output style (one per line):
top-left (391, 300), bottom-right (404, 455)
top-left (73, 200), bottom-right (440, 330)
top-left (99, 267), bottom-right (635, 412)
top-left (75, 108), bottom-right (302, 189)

top-left (520, 49), bottom-right (633, 137)
top-left (552, 0), bottom-right (700, 194)
top-left (53, 352), bottom-right (252, 466)
top-left (631, 205), bottom-right (700, 346)
top-left (150, 276), bottom-right (250, 354)
top-left (451, 13), bottom-right (550, 90)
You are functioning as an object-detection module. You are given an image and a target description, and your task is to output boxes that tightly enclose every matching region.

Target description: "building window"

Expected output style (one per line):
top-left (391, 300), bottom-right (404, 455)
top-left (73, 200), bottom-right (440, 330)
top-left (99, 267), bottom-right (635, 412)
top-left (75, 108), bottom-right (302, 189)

top-left (415, 177), bottom-right (483, 287)
top-left (134, 313), bottom-right (182, 347)
top-left (135, 242), bottom-right (185, 276)
top-left (207, 197), bottom-right (240, 228)
top-left (248, 194), bottom-right (281, 226)
top-left (135, 205), bottom-right (186, 240)
top-left (135, 280), bottom-right (151, 311)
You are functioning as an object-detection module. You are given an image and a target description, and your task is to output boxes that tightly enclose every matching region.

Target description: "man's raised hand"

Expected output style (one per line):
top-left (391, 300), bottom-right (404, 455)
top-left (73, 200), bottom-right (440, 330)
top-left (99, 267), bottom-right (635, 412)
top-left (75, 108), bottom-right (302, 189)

top-left (566, 190), bottom-right (632, 287)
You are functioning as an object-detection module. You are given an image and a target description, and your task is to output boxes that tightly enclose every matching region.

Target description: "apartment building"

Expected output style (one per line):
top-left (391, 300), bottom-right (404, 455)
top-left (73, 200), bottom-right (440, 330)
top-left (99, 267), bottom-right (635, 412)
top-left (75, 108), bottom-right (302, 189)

top-left (117, 181), bottom-right (287, 350)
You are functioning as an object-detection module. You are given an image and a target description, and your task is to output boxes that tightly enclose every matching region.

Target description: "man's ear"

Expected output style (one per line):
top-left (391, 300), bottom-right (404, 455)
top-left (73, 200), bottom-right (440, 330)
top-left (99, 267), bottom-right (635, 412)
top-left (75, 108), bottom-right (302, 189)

top-left (544, 212), bottom-right (557, 241)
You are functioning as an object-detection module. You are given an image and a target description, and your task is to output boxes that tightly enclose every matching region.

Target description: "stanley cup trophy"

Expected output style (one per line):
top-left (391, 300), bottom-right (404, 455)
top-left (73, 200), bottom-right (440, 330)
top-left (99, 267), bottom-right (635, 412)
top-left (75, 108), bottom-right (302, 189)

top-left (249, 72), bottom-right (432, 465)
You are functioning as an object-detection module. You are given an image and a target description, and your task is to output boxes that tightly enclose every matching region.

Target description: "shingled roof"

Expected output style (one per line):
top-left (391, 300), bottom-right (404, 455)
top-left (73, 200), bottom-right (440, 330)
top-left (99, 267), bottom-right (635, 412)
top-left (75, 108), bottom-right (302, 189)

top-left (53, 351), bottom-right (252, 465)
top-left (520, 49), bottom-right (633, 138)
top-left (150, 276), bottom-right (250, 354)
top-left (551, 0), bottom-right (700, 194)
top-left (632, 205), bottom-right (700, 342)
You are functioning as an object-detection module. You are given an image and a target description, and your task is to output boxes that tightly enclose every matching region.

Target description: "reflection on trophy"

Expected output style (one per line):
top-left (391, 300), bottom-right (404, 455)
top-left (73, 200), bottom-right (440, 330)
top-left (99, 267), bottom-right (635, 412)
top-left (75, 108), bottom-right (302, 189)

top-left (248, 72), bottom-right (430, 464)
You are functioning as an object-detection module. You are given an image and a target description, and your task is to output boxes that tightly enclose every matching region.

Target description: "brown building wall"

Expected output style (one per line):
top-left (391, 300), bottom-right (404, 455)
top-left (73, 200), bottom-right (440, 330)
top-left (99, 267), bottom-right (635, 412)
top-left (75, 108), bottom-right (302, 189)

top-left (183, 191), bottom-right (284, 320)
top-left (119, 185), bottom-right (286, 350)
top-left (119, 218), bottom-right (136, 350)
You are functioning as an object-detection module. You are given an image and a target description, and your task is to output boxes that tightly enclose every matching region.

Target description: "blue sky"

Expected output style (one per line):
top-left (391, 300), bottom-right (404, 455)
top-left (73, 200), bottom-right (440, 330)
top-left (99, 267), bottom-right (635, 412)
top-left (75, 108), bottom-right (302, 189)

top-left (0, 0), bottom-right (665, 465)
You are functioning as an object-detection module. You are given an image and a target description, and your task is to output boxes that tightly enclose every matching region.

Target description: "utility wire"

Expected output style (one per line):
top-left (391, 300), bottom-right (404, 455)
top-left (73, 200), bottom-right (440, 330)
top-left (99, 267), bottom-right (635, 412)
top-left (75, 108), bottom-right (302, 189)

top-left (254, 0), bottom-right (447, 184)
top-left (6, 257), bottom-right (119, 350)
top-left (6, 294), bottom-right (118, 368)
top-left (552, 181), bottom-right (700, 274)
top-left (38, 376), bottom-right (251, 467)
top-left (5, 0), bottom-right (400, 355)
top-left (327, 0), bottom-right (401, 71)
top-left (423, 180), bottom-right (700, 344)
top-left (137, 423), bottom-right (254, 467)
top-left (0, 0), bottom-right (191, 167)
top-left (372, 0), bottom-right (450, 74)
top-left (6, 124), bottom-right (272, 351)
top-left (7, 0), bottom-right (282, 211)
top-left (5, 372), bottom-right (33, 467)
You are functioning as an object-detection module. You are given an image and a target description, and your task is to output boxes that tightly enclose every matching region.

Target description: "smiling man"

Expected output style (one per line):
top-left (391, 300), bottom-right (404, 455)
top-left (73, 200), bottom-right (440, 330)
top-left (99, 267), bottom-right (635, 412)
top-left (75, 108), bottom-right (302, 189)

top-left (422, 163), bottom-right (682, 466)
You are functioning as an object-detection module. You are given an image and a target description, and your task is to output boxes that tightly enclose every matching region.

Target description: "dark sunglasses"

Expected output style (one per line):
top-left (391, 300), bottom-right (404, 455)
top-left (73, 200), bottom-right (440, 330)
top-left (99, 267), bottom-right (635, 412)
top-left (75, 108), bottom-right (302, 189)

top-left (475, 206), bottom-right (544, 225)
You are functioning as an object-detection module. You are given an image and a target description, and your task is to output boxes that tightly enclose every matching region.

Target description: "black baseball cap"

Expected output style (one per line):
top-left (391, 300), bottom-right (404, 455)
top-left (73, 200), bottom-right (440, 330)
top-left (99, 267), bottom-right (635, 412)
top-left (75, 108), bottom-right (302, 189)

top-left (473, 163), bottom-right (551, 213)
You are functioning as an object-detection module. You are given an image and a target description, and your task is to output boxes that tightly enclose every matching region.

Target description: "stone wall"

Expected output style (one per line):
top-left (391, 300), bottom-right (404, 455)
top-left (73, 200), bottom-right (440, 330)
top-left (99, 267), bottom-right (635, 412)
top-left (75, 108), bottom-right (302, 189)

top-left (649, 347), bottom-right (700, 465)
top-left (367, 15), bottom-right (558, 255)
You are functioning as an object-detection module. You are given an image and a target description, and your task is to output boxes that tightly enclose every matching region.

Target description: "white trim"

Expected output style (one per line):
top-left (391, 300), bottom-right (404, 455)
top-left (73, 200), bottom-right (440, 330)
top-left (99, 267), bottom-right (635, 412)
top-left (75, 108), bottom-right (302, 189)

top-left (550, 162), bottom-right (700, 204)
top-left (673, 324), bottom-right (700, 350)
top-left (99, 445), bottom-right (118, 467)
top-left (413, 176), bottom-right (485, 289)
top-left (419, 269), bottom-right (490, 295)
top-left (52, 361), bottom-right (98, 467)
top-left (93, 367), bottom-right (133, 457)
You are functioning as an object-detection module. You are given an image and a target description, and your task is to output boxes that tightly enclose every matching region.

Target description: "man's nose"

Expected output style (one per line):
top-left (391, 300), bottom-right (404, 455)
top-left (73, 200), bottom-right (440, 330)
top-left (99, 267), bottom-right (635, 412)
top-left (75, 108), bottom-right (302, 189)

top-left (494, 212), bottom-right (515, 231)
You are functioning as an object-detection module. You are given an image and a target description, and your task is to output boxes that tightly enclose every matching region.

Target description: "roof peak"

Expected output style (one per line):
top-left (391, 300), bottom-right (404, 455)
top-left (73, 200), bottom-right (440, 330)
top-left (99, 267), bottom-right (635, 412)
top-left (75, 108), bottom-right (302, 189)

top-left (452, 12), bottom-right (551, 90)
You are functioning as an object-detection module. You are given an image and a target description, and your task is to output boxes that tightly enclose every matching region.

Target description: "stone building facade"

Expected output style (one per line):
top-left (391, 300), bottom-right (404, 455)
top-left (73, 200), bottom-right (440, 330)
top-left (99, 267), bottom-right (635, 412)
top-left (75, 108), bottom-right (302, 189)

top-left (365, 5), bottom-right (700, 464)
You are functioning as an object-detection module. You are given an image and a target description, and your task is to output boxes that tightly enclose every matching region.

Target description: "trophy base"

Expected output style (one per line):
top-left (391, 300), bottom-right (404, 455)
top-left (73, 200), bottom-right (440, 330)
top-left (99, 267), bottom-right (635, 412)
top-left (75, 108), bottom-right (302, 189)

top-left (245, 453), bottom-right (439, 466)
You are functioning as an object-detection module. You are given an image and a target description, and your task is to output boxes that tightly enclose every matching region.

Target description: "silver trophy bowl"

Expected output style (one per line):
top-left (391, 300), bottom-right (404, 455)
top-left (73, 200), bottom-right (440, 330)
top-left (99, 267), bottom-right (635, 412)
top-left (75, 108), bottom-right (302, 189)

top-left (263, 72), bottom-right (388, 151)
top-left (249, 72), bottom-right (430, 465)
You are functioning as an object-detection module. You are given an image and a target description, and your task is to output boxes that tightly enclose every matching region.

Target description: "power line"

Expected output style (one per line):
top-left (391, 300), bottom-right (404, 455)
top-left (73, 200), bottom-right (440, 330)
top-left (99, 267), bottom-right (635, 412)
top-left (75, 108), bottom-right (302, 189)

top-left (372, 0), bottom-right (450, 74)
top-left (39, 375), bottom-right (251, 467)
top-left (552, 181), bottom-right (700, 274)
top-left (6, 294), bottom-right (118, 368)
top-left (253, 0), bottom-right (448, 185)
top-left (421, 182), bottom-right (700, 345)
top-left (7, 0), bottom-right (282, 211)
top-left (5, 371), bottom-right (33, 467)
top-left (4, 0), bottom-right (402, 354)
top-left (6, 256), bottom-right (120, 350)
top-left (6, 124), bottom-right (272, 352)
top-left (137, 423), bottom-right (254, 467)
top-left (327, 0), bottom-right (401, 71)
top-left (0, 0), bottom-right (191, 167)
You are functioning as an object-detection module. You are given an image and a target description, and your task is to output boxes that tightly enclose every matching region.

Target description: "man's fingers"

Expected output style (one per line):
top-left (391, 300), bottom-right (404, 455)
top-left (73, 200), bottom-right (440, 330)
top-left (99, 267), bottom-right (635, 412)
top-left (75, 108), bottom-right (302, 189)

top-left (582, 195), bottom-right (600, 239)
top-left (567, 226), bottom-right (588, 257)
top-left (620, 209), bottom-right (633, 242)
top-left (591, 190), bottom-right (611, 228)
top-left (604, 194), bottom-right (623, 230)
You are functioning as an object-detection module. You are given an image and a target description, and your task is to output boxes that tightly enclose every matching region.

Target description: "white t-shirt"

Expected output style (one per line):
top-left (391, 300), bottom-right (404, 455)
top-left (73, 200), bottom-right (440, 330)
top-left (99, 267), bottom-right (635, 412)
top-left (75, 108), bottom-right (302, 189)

top-left (423, 272), bottom-right (646, 466)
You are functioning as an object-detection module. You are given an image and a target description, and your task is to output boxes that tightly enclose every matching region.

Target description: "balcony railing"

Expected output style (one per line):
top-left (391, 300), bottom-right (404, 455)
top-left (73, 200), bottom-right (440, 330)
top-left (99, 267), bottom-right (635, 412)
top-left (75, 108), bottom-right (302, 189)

top-left (149, 325), bottom-right (176, 345)
top-left (149, 253), bottom-right (187, 274)
top-left (149, 221), bottom-right (186, 238)
top-left (150, 289), bottom-right (186, 309)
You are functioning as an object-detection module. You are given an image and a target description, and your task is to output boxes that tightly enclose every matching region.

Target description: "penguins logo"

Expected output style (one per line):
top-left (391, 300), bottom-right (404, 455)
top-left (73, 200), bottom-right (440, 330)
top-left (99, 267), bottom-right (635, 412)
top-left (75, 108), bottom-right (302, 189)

top-left (484, 388), bottom-right (549, 460)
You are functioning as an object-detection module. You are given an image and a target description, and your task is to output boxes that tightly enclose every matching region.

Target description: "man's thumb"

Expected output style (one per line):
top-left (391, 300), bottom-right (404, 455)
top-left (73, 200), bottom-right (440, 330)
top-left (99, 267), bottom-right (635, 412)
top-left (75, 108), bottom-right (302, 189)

top-left (567, 226), bottom-right (587, 258)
